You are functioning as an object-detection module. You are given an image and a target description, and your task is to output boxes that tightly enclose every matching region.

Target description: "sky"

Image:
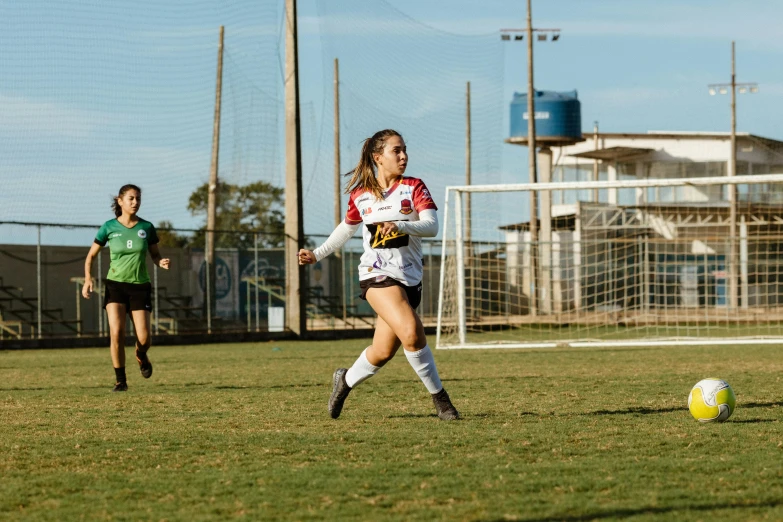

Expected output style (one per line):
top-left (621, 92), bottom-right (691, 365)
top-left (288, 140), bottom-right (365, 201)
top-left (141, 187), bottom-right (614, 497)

top-left (0, 0), bottom-right (778, 245)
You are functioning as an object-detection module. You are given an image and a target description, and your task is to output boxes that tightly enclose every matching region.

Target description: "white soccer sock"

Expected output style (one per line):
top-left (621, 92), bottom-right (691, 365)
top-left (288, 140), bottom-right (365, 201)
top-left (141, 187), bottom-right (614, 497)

top-left (345, 348), bottom-right (381, 388)
top-left (404, 344), bottom-right (443, 394)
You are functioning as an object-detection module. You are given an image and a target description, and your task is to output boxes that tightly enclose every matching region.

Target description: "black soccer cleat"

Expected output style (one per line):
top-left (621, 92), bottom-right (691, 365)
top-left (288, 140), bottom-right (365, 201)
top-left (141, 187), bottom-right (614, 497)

top-left (112, 382), bottom-right (128, 392)
top-left (328, 368), bottom-right (351, 419)
top-left (431, 388), bottom-right (460, 420)
top-left (136, 349), bottom-right (153, 379)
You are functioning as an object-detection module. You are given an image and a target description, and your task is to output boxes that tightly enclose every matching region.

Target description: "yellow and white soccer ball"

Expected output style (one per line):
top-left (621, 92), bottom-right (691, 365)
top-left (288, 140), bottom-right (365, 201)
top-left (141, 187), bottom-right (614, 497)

top-left (688, 378), bottom-right (736, 422)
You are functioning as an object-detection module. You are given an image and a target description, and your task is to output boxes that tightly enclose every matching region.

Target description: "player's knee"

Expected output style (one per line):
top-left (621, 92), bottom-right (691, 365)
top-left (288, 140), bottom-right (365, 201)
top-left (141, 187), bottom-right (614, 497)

top-left (398, 326), bottom-right (424, 350)
top-left (136, 336), bottom-right (151, 351)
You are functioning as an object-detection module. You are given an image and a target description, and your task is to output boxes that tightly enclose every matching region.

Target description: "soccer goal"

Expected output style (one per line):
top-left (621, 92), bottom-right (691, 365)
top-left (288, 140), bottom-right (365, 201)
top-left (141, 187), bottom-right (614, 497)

top-left (436, 173), bottom-right (783, 349)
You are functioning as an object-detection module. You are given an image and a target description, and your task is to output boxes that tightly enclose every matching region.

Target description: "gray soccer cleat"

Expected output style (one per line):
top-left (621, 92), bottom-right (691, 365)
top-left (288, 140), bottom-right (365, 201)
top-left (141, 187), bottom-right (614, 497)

top-left (135, 349), bottom-right (153, 379)
top-left (328, 368), bottom-right (351, 419)
top-left (431, 388), bottom-right (460, 420)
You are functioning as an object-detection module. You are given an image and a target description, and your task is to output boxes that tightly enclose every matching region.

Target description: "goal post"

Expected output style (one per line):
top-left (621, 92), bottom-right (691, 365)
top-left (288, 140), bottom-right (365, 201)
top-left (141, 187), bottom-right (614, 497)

top-left (436, 173), bottom-right (783, 349)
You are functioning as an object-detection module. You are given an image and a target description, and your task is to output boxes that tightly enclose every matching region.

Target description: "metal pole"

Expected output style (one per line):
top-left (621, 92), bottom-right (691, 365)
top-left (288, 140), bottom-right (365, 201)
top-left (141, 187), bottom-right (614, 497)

top-left (465, 81), bottom-right (473, 319)
top-left (285, 0), bottom-right (306, 336)
top-left (526, 0), bottom-right (539, 316)
top-left (254, 233), bottom-right (260, 332)
top-left (207, 26), bottom-right (224, 319)
top-left (335, 58), bottom-right (347, 326)
top-left (154, 264), bottom-right (159, 335)
top-left (334, 58), bottom-right (342, 230)
top-left (97, 251), bottom-right (103, 336)
top-left (36, 225), bottom-right (42, 339)
top-left (75, 280), bottom-right (81, 337)
top-left (728, 40), bottom-right (738, 310)
top-left (206, 259), bottom-right (212, 334)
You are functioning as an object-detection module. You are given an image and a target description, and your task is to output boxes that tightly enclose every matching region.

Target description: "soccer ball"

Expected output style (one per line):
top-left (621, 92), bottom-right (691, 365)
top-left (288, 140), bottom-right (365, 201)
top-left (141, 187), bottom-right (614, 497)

top-left (688, 378), bottom-right (736, 422)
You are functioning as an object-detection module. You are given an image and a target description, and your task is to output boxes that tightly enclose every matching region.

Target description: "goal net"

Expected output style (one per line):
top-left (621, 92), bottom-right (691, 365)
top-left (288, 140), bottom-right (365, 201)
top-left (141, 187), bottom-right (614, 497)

top-left (436, 174), bottom-right (783, 349)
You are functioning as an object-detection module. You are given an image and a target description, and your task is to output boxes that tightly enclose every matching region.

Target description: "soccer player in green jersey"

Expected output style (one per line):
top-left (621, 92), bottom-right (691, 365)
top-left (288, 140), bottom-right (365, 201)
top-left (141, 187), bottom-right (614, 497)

top-left (82, 184), bottom-right (170, 392)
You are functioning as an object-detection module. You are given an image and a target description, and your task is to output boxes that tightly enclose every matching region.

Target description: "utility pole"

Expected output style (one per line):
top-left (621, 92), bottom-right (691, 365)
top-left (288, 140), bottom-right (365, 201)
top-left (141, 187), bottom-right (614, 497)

top-left (206, 25), bottom-right (224, 333)
top-left (501, 3), bottom-right (560, 316)
top-left (334, 58), bottom-right (342, 230)
top-left (525, 0), bottom-right (539, 316)
top-left (285, 0), bottom-right (306, 336)
top-left (334, 57), bottom-right (347, 323)
top-left (465, 81), bottom-right (473, 318)
top-left (708, 41), bottom-right (758, 310)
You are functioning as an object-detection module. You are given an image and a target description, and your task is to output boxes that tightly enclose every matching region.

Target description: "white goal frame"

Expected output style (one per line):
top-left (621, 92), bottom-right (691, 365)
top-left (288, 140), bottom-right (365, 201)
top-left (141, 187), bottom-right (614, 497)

top-left (436, 173), bottom-right (783, 349)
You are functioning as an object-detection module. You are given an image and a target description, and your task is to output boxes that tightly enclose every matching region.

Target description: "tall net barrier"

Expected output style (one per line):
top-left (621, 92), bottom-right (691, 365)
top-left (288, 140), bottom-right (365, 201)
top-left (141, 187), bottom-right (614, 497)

top-left (313, 0), bottom-right (505, 234)
top-left (437, 174), bottom-right (783, 348)
top-left (1, 0), bottom-right (284, 231)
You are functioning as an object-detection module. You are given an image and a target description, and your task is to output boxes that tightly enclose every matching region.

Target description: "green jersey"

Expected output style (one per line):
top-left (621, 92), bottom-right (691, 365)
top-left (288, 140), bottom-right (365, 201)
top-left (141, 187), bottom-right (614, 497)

top-left (95, 218), bottom-right (159, 284)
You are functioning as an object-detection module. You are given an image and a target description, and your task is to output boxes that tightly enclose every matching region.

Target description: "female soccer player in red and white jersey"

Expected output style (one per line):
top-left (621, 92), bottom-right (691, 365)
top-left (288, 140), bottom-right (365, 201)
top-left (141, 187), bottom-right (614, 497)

top-left (298, 129), bottom-right (459, 421)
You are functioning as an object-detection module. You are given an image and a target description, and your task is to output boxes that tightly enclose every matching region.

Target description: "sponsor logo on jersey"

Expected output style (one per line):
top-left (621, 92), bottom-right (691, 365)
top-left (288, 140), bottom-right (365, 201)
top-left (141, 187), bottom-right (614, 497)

top-left (137, 230), bottom-right (147, 239)
top-left (421, 188), bottom-right (431, 199)
top-left (373, 253), bottom-right (384, 270)
top-left (110, 233), bottom-right (122, 239)
top-left (377, 205), bottom-right (392, 211)
top-left (399, 199), bottom-right (413, 215)
top-left (366, 224), bottom-right (409, 249)
top-left (375, 275), bottom-right (388, 282)
top-left (361, 207), bottom-right (372, 216)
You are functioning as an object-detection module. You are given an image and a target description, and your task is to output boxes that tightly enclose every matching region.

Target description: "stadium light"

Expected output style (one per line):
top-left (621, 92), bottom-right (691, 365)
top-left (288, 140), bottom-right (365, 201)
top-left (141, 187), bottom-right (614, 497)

top-left (707, 41), bottom-right (759, 311)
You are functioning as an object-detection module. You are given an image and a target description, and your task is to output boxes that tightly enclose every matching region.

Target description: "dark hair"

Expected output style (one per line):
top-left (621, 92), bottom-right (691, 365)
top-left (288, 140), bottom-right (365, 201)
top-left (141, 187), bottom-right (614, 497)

top-left (111, 184), bottom-right (141, 217)
top-left (345, 129), bottom-right (402, 200)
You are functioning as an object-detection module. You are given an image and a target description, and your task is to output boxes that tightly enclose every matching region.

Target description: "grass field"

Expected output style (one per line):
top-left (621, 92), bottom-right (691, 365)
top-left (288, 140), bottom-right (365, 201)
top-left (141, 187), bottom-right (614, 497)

top-left (1, 340), bottom-right (782, 521)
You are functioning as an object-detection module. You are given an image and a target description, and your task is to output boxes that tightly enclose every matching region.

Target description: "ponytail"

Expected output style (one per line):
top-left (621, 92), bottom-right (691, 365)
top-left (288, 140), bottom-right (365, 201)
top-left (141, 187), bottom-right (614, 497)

top-left (344, 129), bottom-right (402, 200)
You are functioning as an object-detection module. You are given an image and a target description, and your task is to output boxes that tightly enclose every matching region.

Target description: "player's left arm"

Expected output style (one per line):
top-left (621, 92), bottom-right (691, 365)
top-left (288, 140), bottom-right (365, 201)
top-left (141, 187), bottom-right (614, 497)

top-left (148, 244), bottom-right (170, 270)
top-left (381, 180), bottom-right (439, 237)
top-left (385, 209), bottom-right (438, 237)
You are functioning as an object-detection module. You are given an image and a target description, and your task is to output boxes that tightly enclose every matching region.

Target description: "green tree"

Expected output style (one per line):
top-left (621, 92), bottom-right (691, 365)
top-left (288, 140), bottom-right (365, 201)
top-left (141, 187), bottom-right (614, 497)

top-left (155, 220), bottom-right (191, 248)
top-left (188, 181), bottom-right (285, 249)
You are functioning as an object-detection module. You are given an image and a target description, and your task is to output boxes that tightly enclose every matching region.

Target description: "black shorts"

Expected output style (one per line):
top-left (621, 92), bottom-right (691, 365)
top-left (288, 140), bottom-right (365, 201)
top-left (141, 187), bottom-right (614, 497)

top-left (103, 280), bottom-right (152, 313)
top-left (359, 277), bottom-right (422, 309)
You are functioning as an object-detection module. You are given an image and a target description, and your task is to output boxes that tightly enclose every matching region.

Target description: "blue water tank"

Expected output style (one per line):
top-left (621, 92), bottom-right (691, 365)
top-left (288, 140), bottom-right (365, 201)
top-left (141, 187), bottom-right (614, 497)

top-left (509, 90), bottom-right (582, 143)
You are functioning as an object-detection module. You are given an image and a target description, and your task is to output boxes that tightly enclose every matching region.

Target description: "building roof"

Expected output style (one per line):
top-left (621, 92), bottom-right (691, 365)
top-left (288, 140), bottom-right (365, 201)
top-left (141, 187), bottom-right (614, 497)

top-left (589, 131), bottom-right (783, 149)
top-left (570, 146), bottom-right (654, 161)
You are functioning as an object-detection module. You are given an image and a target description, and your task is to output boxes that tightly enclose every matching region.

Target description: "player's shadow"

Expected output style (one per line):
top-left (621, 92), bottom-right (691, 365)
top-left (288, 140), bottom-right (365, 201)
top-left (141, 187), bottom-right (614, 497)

top-left (588, 406), bottom-right (683, 416)
top-left (741, 400), bottom-right (783, 409)
top-left (0, 387), bottom-right (50, 391)
top-left (480, 498), bottom-right (782, 522)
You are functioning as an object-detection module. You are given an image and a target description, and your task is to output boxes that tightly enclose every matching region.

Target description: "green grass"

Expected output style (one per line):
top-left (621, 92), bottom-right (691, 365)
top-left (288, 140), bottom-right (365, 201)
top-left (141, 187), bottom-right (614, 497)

top-left (1, 341), bottom-right (782, 521)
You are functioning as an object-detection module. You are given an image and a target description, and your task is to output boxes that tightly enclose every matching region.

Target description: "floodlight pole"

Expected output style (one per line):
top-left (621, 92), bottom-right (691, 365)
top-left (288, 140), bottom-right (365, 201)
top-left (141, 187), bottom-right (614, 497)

top-left (285, 0), bottom-right (306, 336)
top-left (708, 41), bottom-right (758, 310)
top-left (206, 25), bottom-right (224, 330)
top-left (525, 0), bottom-right (539, 317)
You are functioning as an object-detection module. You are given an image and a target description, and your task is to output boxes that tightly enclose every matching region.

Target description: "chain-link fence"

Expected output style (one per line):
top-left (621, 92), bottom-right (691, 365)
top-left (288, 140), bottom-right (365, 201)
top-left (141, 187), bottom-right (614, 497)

top-left (0, 222), bottom-right (443, 341)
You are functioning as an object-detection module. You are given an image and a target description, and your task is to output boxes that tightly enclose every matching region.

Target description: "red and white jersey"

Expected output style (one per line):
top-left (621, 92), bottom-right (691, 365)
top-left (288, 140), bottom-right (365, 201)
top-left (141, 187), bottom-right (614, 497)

top-left (345, 177), bottom-right (438, 286)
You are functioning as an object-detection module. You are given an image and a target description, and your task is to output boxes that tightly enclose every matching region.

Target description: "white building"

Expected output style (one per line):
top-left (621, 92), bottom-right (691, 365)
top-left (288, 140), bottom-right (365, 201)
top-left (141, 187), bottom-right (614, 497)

top-left (502, 131), bottom-right (783, 318)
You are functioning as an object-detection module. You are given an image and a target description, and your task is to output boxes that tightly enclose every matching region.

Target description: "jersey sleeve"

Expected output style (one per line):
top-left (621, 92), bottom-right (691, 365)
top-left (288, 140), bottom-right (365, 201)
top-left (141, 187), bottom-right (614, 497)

top-left (413, 180), bottom-right (438, 213)
top-left (147, 223), bottom-right (160, 245)
top-left (94, 222), bottom-right (109, 246)
top-left (345, 192), bottom-right (362, 225)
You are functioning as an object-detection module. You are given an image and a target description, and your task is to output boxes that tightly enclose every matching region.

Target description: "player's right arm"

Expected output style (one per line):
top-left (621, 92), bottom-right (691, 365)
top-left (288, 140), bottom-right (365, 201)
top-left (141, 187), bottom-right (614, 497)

top-left (82, 242), bottom-right (102, 299)
top-left (299, 191), bottom-right (362, 265)
top-left (298, 220), bottom-right (360, 265)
